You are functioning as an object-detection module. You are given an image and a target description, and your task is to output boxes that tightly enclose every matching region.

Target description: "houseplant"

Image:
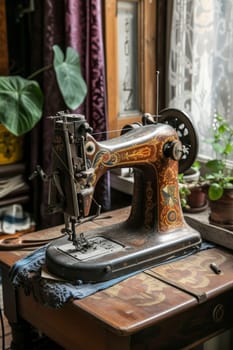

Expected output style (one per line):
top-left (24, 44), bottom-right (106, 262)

top-left (204, 114), bottom-right (233, 228)
top-left (0, 45), bottom-right (87, 164)
top-left (179, 161), bottom-right (207, 211)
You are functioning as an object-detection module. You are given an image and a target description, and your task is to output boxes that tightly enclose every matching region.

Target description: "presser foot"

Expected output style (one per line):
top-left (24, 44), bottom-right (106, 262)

top-left (45, 223), bottom-right (202, 283)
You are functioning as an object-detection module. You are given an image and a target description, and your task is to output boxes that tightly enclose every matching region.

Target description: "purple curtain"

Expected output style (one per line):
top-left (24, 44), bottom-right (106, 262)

top-left (30, 0), bottom-right (110, 229)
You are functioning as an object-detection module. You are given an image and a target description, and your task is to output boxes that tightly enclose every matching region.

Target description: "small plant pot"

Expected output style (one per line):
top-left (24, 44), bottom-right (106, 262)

top-left (209, 188), bottom-right (233, 230)
top-left (0, 124), bottom-right (24, 164)
top-left (181, 168), bottom-right (207, 212)
top-left (187, 186), bottom-right (207, 209)
top-left (183, 168), bottom-right (200, 183)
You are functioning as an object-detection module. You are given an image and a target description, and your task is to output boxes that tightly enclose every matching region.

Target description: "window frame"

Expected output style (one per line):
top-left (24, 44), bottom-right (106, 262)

top-left (104, 0), bottom-right (157, 137)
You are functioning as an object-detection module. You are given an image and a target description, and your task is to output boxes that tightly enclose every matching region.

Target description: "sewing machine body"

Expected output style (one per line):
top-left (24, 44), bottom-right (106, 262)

top-left (45, 113), bottom-right (202, 282)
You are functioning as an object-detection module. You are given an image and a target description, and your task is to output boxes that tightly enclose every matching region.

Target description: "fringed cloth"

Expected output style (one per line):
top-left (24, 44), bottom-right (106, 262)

top-left (9, 242), bottom-right (213, 309)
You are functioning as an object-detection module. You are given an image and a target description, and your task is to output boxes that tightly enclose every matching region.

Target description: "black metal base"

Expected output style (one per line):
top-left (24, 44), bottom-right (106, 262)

top-left (45, 223), bottom-right (202, 283)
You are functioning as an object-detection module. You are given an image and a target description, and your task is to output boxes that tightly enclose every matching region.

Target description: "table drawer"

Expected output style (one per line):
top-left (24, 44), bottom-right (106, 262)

top-left (131, 289), bottom-right (233, 350)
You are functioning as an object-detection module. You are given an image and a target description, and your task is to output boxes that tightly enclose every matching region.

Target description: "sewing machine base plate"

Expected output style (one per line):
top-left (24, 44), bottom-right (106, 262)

top-left (45, 223), bottom-right (202, 282)
top-left (58, 236), bottom-right (124, 260)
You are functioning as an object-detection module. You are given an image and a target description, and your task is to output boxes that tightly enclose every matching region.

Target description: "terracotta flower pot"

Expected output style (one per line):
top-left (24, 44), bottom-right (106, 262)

top-left (187, 186), bottom-right (207, 209)
top-left (209, 188), bottom-right (233, 230)
top-left (182, 168), bottom-right (207, 212)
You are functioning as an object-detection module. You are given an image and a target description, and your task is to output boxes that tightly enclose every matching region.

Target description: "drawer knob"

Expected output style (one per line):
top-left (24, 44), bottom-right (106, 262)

top-left (212, 304), bottom-right (224, 323)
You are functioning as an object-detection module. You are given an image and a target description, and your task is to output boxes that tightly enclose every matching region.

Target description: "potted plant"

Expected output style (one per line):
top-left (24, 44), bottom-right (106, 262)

top-left (0, 45), bottom-right (87, 164)
top-left (179, 161), bottom-right (207, 212)
top-left (204, 114), bottom-right (233, 229)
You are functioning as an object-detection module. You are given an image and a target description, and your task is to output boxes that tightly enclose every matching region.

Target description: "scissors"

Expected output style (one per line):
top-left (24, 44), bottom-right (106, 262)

top-left (0, 232), bottom-right (62, 250)
top-left (0, 214), bottom-right (113, 251)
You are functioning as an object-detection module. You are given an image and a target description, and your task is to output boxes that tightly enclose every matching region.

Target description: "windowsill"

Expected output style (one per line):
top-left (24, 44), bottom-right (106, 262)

top-left (110, 169), bottom-right (134, 195)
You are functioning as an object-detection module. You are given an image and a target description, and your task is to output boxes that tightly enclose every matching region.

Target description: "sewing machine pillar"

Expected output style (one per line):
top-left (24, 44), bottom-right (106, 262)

top-left (127, 164), bottom-right (184, 233)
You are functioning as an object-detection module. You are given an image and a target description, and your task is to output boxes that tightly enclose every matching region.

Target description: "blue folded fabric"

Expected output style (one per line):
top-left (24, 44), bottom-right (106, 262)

top-left (9, 242), bottom-right (214, 309)
top-left (9, 244), bottom-right (138, 308)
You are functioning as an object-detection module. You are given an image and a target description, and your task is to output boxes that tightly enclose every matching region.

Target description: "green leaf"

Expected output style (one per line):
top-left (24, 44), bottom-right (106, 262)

top-left (205, 159), bottom-right (225, 172)
top-left (190, 161), bottom-right (200, 172)
top-left (224, 181), bottom-right (233, 189)
top-left (0, 76), bottom-right (43, 136)
top-left (208, 183), bottom-right (224, 201)
top-left (218, 124), bottom-right (227, 134)
top-left (224, 143), bottom-right (233, 155)
top-left (53, 45), bottom-right (87, 110)
top-left (212, 143), bottom-right (224, 154)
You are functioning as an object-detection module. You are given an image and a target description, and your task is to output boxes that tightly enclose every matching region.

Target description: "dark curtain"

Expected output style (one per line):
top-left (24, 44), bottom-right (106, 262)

top-left (30, 0), bottom-right (110, 229)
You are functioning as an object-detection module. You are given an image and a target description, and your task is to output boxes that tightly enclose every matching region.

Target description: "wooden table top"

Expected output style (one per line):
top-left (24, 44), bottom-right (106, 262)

top-left (1, 207), bottom-right (233, 336)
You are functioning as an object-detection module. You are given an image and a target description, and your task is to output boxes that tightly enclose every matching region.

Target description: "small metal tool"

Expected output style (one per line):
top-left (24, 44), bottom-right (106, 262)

top-left (210, 263), bottom-right (221, 274)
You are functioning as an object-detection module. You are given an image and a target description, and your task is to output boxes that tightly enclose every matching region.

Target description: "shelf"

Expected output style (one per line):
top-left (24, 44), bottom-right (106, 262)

top-left (0, 162), bottom-right (26, 177)
top-left (0, 162), bottom-right (30, 207)
top-left (0, 194), bottom-right (30, 207)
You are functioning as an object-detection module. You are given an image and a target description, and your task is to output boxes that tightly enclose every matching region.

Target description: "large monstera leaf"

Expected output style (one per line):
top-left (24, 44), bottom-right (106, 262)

top-left (0, 76), bottom-right (43, 136)
top-left (0, 45), bottom-right (87, 136)
top-left (53, 45), bottom-right (87, 110)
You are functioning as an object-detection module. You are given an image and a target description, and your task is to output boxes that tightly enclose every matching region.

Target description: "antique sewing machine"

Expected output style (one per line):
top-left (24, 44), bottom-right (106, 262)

top-left (41, 109), bottom-right (202, 282)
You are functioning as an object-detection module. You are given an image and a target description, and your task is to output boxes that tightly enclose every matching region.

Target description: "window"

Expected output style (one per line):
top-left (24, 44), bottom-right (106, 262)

top-left (167, 0), bottom-right (233, 159)
top-left (104, 0), bottom-right (156, 137)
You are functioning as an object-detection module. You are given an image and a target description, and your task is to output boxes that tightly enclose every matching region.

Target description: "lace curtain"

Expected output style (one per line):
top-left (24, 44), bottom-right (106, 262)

top-left (167, 0), bottom-right (233, 158)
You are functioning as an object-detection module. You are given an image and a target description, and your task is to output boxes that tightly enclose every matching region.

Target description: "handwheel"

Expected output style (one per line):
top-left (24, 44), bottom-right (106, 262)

top-left (159, 108), bottom-right (199, 174)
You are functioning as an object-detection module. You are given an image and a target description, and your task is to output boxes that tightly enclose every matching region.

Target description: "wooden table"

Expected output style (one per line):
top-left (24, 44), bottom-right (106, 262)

top-left (1, 208), bottom-right (233, 350)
